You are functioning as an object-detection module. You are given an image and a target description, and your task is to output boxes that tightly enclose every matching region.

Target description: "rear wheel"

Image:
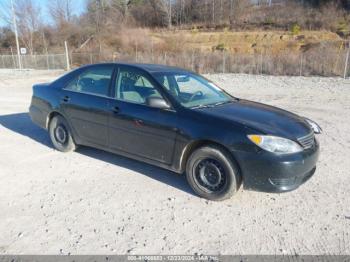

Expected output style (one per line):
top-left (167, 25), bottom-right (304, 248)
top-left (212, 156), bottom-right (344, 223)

top-left (186, 146), bottom-right (241, 201)
top-left (49, 115), bottom-right (76, 152)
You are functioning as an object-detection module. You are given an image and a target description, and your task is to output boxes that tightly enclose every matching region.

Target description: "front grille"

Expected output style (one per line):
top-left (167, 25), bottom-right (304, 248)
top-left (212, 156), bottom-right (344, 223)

top-left (297, 132), bottom-right (315, 149)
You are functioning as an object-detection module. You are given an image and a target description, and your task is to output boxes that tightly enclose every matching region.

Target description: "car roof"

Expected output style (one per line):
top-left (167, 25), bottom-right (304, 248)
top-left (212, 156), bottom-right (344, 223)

top-left (86, 62), bottom-right (191, 74)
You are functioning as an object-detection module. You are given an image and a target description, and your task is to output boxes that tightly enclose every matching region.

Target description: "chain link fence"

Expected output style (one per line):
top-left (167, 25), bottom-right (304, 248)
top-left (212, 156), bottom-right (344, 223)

top-left (0, 54), bottom-right (66, 70)
top-left (0, 47), bottom-right (349, 78)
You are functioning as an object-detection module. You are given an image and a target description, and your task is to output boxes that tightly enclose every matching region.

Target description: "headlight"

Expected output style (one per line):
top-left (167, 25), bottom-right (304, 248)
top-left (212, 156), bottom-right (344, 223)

top-left (305, 118), bottom-right (322, 134)
top-left (248, 135), bottom-right (303, 154)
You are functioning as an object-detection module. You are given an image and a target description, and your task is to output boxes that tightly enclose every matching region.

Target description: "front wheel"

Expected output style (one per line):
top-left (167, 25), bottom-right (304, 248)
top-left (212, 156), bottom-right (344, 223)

top-left (186, 146), bottom-right (241, 201)
top-left (49, 115), bottom-right (76, 152)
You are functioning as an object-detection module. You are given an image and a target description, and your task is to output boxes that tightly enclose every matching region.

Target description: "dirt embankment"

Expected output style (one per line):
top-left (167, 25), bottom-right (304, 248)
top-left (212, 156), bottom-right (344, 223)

top-left (149, 30), bottom-right (343, 54)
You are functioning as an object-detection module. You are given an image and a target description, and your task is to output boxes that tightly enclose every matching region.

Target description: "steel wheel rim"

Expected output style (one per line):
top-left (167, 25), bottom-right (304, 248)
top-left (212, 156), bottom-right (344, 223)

top-left (194, 158), bottom-right (226, 193)
top-left (54, 125), bottom-right (67, 145)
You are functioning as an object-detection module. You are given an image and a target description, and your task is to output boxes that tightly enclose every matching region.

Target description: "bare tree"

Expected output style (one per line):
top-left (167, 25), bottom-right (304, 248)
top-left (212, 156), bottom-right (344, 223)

top-left (109, 0), bottom-right (129, 22)
top-left (168, 0), bottom-right (172, 28)
top-left (49, 0), bottom-right (74, 27)
top-left (149, 0), bottom-right (170, 27)
top-left (109, 0), bottom-right (143, 23)
top-left (212, 0), bottom-right (215, 24)
top-left (0, 0), bottom-right (42, 55)
top-left (86, 0), bottom-right (109, 52)
top-left (16, 0), bottom-right (42, 54)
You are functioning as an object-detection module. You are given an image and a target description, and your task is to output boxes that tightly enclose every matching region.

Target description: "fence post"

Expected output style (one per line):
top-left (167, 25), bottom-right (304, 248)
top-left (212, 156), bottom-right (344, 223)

top-left (191, 51), bottom-right (194, 71)
top-left (34, 54), bottom-right (37, 69)
top-left (45, 54), bottom-right (49, 70)
top-left (64, 41), bottom-right (70, 71)
top-left (344, 42), bottom-right (350, 79)
top-left (135, 41), bottom-right (138, 62)
top-left (151, 39), bottom-right (154, 63)
top-left (222, 51), bottom-right (226, 74)
top-left (299, 53), bottom-right (303, 76)
top-left (10, 46), bottom-right (16, 69)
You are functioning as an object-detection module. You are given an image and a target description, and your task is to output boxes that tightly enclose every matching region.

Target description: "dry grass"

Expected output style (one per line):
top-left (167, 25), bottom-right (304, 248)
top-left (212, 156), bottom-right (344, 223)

top-left (100, 27), bottom-right (344, 58)
top-left (90, 28), bottom-right (349, 77)
top-left (83, 46), bottom-right (348, 77)
top-left (150, 30), bottom-right (342, 55)
top-left (2, 26), bottom-right (347, 77)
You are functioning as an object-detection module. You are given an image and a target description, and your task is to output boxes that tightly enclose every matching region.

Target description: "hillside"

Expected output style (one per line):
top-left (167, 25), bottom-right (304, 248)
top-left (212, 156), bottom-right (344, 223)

top-left (149, 30), bottom-right (343, 55)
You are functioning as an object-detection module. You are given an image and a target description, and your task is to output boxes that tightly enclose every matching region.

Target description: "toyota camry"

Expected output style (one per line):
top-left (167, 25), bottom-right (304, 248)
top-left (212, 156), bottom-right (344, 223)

top-left (29, 63), bottom-right (321, 201)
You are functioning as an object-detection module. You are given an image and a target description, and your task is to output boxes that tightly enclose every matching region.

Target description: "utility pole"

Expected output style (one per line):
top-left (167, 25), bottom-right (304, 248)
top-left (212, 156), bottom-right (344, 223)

top-left (11, 0), bottom-right (22, 69)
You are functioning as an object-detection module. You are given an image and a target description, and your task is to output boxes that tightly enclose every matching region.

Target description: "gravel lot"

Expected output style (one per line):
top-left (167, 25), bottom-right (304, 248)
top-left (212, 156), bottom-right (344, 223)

top-left (0, 69), bottom-right (349, 255)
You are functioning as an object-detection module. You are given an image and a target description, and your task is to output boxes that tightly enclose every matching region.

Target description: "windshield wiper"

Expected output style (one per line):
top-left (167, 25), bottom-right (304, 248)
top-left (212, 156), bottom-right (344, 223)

top-left (191, 104), bottom-right (213, 109)
top-left (191, 99), bottom-right (238, 109)
top-left (191, 101), bottom-right (231, 109)
top-left (211, 100), bottom-right (233, 106)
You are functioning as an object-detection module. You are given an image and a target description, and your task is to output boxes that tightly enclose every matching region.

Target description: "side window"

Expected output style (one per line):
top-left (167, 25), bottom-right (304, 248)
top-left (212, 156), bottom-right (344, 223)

top-left (115, 68), bottom-right (162, 104)
top-left (65, 66), bottom-right (114, 96)
top-left (134, 76), bottom-right (153, 88)
top-left (155, 75), bottom-right (170, 90)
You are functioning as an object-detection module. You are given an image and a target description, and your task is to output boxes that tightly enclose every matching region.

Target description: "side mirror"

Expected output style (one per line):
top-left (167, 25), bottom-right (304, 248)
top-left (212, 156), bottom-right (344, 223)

top-left (146, 97), bottom-right (171, 110)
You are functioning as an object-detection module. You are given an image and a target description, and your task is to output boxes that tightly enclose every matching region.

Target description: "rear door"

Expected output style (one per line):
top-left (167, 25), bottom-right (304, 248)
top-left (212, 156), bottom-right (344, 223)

top-left (60, 64), bottom-right (115, 147)
top-left (108, 66), bottom-right (178, 164)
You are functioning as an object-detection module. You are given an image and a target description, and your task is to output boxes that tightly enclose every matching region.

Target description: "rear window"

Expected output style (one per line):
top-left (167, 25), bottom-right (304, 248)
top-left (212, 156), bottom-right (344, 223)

top-left (65, 66), bottom-right (114, 96)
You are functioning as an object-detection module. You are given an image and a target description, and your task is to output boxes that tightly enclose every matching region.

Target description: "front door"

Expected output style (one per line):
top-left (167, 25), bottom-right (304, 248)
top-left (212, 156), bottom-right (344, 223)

top-left (108, 66), bottom-right (177, 164)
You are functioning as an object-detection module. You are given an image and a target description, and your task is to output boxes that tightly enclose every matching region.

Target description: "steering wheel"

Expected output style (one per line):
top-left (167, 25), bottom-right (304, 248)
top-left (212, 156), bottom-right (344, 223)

top-left (188, 91), bottom-right (203, 102)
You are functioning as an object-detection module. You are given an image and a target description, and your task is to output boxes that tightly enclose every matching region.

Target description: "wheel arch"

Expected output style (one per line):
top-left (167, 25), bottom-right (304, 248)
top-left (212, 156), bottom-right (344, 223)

top-left (46, 111), bottom-right (63, 129)
top-left (179, 139), bottom-right (242, 178)
top-left (46, 110), bottom-right (80, 145)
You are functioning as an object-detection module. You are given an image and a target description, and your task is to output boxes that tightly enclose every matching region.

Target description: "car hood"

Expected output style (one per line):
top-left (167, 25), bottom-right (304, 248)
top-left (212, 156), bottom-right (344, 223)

top-left (196, 99), bottom-right (312, 139)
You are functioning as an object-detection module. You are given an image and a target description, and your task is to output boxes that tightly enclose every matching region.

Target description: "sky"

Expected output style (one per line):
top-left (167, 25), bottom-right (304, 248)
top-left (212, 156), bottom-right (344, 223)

top-left (0, 0), bottom-right (87, 27)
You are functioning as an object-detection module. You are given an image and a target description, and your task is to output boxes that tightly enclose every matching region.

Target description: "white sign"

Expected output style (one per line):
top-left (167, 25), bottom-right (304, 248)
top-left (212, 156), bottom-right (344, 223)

top-left (20, 48), bottom-right (27, 55)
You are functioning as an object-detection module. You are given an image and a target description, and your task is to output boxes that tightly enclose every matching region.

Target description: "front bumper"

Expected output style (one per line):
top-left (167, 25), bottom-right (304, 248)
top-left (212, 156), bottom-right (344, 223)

top-left (233, 139), bottom-right (320, 193)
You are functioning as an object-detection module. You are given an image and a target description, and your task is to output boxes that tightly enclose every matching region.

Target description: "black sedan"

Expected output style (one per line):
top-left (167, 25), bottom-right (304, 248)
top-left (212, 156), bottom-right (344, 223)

top-left (29, 63), bottom-right (321, 201)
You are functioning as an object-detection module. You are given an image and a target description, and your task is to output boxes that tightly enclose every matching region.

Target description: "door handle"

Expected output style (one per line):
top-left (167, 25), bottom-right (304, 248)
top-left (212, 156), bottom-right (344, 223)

top-left (112, 106), bottom-right (120, 114)
top-left (134, 119), bottom-right (143, 127)
top-left (61, 96), bottom-right (70, 103)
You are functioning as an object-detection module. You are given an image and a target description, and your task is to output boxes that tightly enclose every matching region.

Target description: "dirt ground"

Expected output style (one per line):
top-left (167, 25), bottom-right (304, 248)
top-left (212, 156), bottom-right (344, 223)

top-left (0, 69), bottom-right (349, 255)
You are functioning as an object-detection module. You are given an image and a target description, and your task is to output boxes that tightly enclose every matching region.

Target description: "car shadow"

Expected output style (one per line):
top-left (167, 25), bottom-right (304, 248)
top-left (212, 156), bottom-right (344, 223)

top-left (0, 112), bottom-right (194, 196)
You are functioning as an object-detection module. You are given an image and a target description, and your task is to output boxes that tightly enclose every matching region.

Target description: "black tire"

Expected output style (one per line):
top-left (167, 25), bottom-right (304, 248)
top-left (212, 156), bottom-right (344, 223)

top-left (49, 115), bottom-right (76, 152)
top-left (186, 145), bottom-right (241, 201)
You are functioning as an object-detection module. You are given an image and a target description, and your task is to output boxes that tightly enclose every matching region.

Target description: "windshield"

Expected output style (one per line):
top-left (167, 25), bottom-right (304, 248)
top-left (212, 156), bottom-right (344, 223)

top-left (153, 72), bottom-right (232, 108)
